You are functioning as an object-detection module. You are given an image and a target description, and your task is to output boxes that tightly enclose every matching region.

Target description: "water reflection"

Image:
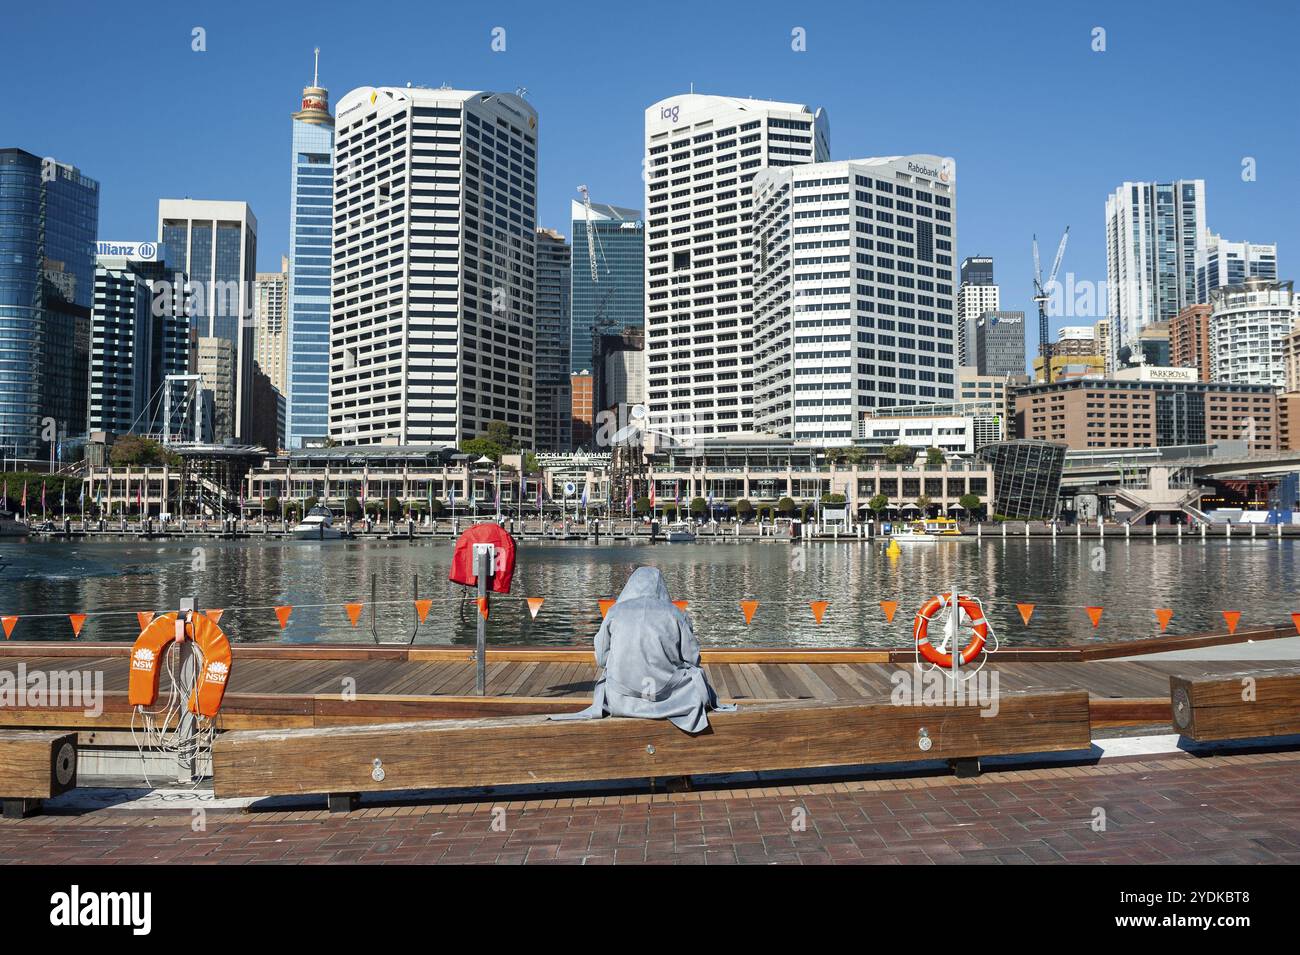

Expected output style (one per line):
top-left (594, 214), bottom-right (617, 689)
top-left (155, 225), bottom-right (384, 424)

top-left (1, 537), bottom-right (1294, 649)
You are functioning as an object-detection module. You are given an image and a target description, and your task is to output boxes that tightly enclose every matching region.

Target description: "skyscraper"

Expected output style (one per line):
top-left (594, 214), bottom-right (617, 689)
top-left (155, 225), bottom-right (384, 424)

top-left (0, 149), bottom-right (99, 461)
top-left (974, 311), bottom-right (1027, 378)
top-left (1196, 233), bottom-right (1278, 303)
top-left (569, 198), bottom-right (643, 374)
top-left (1105, 179), bottom-right (1206, 370)
top-left (751, 156), bottom-right (958, 443)
top-left (328, 86), bottom-right (538, 447)
top-left (254, 258), bottom-right (289, 395)
top-left (88, 240), bottom-right (191, 437)
top-left (535, 228), bottom-right (572, 451)
top-left (644, 94), bottom-right (830, 438)
top-left (157, 199), bottom-right (258, 443)
top-left (956, 255), bottom-right (998, 367)
top-left (286, 51), bottom-right (335, 448)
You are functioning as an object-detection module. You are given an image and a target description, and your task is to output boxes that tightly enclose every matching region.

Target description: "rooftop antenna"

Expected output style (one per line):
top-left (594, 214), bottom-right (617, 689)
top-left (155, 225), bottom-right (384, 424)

top-left (313, 47), bottom-right (319, 86)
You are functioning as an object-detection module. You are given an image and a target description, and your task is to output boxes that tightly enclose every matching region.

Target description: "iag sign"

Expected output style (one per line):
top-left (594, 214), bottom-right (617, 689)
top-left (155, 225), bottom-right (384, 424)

top-left (659, 103), bottom-right (681, 123)
top-left (96, 240), bottom-right (160, 261)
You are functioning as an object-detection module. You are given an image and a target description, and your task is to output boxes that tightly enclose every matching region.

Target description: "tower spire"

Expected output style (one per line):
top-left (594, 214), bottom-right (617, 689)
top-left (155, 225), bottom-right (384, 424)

top-left (313, 47), bottom-right (319, 87)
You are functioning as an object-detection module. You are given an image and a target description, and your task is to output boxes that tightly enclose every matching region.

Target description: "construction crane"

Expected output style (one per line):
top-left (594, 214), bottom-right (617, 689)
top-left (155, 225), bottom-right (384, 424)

top-left (1032, 227), bottom-right (1070, 384)
top-left (577, 184), bottom-right (600, 283)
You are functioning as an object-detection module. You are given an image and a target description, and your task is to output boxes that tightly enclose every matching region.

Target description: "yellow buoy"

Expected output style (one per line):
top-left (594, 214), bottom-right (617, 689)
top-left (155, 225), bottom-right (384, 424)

top-left (887, 539), bottom-right (901, 558)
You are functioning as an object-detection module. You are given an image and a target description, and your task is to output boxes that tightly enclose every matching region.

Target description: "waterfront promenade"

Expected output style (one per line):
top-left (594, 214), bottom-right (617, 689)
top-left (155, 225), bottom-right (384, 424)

top-left (2, 748), bottom-right (1297, 864)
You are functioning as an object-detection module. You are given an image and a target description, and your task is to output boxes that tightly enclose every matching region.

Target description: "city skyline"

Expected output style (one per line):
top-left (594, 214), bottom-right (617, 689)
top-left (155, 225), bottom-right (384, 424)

top-left (3, 1), bottom-right (1295, 350)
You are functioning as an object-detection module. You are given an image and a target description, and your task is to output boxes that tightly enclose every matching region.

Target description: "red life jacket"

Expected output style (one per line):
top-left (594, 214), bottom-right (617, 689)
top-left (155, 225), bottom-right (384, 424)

top-left (448, 523), bottom-right (517, 593)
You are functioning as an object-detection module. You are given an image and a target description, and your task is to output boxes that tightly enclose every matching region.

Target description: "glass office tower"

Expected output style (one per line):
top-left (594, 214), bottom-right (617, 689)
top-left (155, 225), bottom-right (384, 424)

top-left (569, 199), bottom-right (642, 374)
top-left (286, 52), bottom-right (334, 447)
top-left (0, 148), bottom-right (100, 462)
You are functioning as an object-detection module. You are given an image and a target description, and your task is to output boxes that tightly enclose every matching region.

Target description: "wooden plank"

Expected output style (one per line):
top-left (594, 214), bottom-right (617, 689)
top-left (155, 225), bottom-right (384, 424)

top-left (0, 730), bottom-right (77, 800)
top-left (1170, 667), bottom-right (1300, 742)
top-left (212, 690), bottom-right (1092, 799)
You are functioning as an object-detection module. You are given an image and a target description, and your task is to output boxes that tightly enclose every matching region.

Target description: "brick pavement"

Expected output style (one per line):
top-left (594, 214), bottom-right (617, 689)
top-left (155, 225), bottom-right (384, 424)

top-left (2, 751), bottom-right (1298, 864)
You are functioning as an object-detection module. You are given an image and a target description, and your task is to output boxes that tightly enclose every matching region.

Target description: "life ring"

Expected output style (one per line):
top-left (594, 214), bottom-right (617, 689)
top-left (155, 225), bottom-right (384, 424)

top-left (127, 612), bottom-right (232, 718)
top-left (913, 593), bottom-right (989, 667)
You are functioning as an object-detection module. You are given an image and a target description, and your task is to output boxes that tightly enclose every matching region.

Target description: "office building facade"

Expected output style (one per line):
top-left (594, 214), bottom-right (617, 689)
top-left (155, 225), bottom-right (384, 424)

top-left (329, 86), bottom-right (538, 448)
top-left (88, 240), bottom-right (190, 438)
top-left (1105, 179), bottom-right (1206, 371)
top-left (644, 93), bottom-right (830, 439)
top-left (1209, 279), bottom-right (1296, 387)
top-left (286, 58), bottom-right (335, 448)
top-left (253, 258), bottom-right (289, 395)
top-left (750, 155), bottom-right (958, 444)
top-left (974, 311), bottom-right (1025, 378)
top-left (570, 199), bottom-right (642, 374)
top-left (1016, 372), bottom-right (1279, 452)
top-left (0, 149), bottom-right (99, 461)
top-left (1196, 234), bottom-right (1277, 304)
top-left (158, 199), bottom-right (258, 443)
top-left (956, 255), bottom-right (997, 367)
top-left (535, 228), bottom-right (572, 452)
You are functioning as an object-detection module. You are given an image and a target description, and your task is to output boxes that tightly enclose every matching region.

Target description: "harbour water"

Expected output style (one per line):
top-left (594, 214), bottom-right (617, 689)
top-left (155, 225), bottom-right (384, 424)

top-left (0, 536), bottom-right (1296, 648)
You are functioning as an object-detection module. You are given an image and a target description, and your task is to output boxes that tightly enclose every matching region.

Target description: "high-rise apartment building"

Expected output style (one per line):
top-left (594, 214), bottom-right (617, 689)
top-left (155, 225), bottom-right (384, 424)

top-left (956, 256), bottom-right (998, 367)
top-left (0, 149), bottom-right (100, 461)
top-left (1170, 303), bottom-right (1212, 382)
top-left (750, 155), bottom-right (957, 444)
top-left (1196, 233), bottom-right (1277, 304)
top-left (1209, 279), bottom-right (1295, 387)
top-left (974, 311), bottom-right (1026, 378)
top-left (1093, 319), bottom-right (1113, 375)
top-left (570, 199), bottom-right (643, 374)
top-left (157, 199), bottom-right (258, 443)
top-left (1105, 179), bottom-right (1206, 371)
top-left (286, 53), bottom-right (335, 448)
top-left (535, 228), bottom-right (572, 452)
top-left (644, 94), bottom-right (830, 439)
top-left (88, 240), bottom-right (190, 437)
top-left (254, 258), bottom-right (289, 395)
top-left (329, 86), bottom-right (538, 447)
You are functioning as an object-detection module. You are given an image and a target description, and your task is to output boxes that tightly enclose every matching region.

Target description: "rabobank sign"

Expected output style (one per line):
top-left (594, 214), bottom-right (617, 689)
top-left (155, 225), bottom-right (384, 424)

top-left (96, 240), bottom-right (160, 261)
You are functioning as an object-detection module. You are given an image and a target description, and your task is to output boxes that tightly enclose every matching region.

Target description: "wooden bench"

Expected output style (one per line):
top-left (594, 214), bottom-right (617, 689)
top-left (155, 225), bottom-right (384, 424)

top-left (213, 689), bottom-right (1092, 811)
top-left (1170, 667), bottom-right (1300, 743)
top-left (0, 730), bottom-right (78, 818)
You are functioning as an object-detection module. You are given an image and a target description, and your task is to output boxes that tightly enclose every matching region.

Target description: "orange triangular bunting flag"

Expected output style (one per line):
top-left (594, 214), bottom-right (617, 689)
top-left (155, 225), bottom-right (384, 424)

top-left (204, 609), bottom-right (224, 625)
top-left (2, 616), bottom-right (17, 639)
top-left (879, 600), bottom-right (898, 623)
top-left (739, 600), bottom-right (758, 625)
top-left (69, 613), bottom-right (87, 638)
top-left (810, 600), bottom-right (829, 624)
top-left (672, 600), bottom-right (688, 612)
top-left (1293, 612), bottom-right (1300, 635)
top-left (526, 597), bottom-right (544, 620)
top-left (274, 605), bottom-right (293, 629)
top-left (1154, 608), bottom-right (1173, 632)
top-left (345, 603), bottom-right (363, 627)
top-left (599, 599), bottom-right (616, 618)
top-left (1222, 610), bottom-right (1241, 635)
top-left (136, 611), bottom-right (155, 631)
top-left (414, 599), bottom-right (433, 623)
top-left (1016, 603), bottom-right (1035, 626)
top-left (477, 596), bottom-right (489, 620)
top-left (1085, 606), bottom-right (1103, 628)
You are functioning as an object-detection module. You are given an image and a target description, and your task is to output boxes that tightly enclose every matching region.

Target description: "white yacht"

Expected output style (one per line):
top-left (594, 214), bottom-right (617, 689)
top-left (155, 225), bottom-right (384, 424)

top-left (291, 505), bottom-right (343, 540)
top-left (664, 521), bottom-right (697, 543)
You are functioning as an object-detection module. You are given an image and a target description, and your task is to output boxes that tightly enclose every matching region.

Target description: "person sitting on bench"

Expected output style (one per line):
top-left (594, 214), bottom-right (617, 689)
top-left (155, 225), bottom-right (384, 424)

top-left (552, 566), bottom-right (734, 733)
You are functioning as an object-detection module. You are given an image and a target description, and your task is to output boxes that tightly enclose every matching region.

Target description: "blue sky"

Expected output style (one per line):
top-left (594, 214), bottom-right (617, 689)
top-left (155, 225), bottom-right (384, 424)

top-left (4, 0), bottom-right (1296, 335)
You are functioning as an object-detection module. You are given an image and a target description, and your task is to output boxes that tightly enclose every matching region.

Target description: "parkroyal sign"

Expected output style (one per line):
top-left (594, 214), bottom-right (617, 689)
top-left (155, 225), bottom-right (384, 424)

top-left (96, 240), bottom-right (159, 261)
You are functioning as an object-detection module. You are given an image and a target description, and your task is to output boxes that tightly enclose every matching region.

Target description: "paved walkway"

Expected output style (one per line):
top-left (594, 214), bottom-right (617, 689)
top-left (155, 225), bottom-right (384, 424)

top-left (2, 750), bottom-right (1298, 864)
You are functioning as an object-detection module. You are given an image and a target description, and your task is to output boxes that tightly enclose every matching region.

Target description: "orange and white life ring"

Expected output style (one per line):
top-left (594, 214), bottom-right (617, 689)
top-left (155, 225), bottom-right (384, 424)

top-left (127, 612), bottom-right (232, 718)
top-left (913, 593), bottom-right (989, 667)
